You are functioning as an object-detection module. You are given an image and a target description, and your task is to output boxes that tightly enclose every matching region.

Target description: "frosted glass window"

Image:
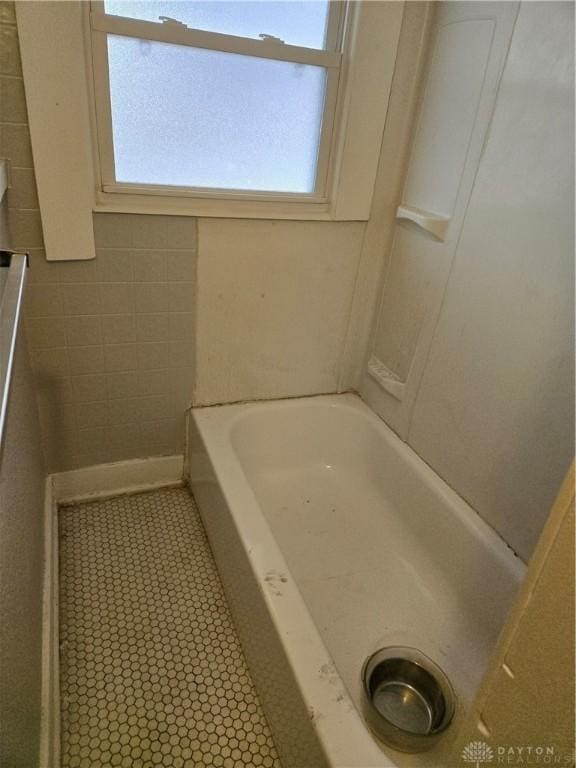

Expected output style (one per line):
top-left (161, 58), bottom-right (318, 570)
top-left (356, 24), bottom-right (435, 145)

top-left (107, 35), bottom-right (327, 193)
top-left (104, 1), bottom-right (330, 50)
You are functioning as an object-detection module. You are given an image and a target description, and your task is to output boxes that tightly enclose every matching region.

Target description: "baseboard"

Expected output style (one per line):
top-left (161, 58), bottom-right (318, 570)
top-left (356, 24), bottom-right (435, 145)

top-left (53, 455), bottom-right (185, 505)
top-left (39, 476), bottom-right (59, 768)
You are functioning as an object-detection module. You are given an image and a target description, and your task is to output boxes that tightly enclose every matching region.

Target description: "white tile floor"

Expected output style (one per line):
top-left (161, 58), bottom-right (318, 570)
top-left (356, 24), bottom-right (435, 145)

top-left (59, 486), bottom-right (282, 768)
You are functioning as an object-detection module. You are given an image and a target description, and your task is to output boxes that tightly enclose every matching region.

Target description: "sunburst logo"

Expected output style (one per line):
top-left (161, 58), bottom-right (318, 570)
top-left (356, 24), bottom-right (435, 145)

top-left (462, 740), bottom-right (494, 767)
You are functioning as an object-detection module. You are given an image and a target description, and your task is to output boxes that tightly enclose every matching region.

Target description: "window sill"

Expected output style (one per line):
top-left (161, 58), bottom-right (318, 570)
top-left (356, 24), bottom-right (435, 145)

top-left (93, 190), bottom-right (354, 221)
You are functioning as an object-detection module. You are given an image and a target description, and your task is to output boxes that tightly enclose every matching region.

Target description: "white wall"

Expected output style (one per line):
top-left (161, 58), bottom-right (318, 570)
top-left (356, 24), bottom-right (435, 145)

top-left (365, 1), bottom-right (574, 561)
top-left (194, 218), bottom-right (365, 405)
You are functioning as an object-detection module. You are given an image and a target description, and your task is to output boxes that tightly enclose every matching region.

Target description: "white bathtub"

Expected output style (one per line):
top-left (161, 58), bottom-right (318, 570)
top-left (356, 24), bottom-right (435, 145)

top-left (187, 394), bottom-right (525, 768)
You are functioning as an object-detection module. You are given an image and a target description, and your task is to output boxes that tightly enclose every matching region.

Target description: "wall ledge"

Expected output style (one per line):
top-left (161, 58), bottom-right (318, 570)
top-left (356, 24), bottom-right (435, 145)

top-left (52, 454), bottom-right (184, 506)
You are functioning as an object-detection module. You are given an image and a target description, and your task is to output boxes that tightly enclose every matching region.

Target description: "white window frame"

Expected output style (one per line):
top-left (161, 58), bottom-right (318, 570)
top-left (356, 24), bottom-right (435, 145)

top-left (15, 1), bottom-right (405, 259)
top-left (89, 1), bottom-right (346, 207)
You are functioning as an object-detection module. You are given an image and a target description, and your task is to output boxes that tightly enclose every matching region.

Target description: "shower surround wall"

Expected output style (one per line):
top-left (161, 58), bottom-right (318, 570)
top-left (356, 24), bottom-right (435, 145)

top-left (362, 1), bottom-right (575, 561)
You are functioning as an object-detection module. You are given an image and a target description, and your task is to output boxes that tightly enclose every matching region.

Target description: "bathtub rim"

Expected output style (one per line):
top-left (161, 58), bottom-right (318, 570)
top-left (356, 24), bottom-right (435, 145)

top-left (194, 392), bottom-right (526, 579)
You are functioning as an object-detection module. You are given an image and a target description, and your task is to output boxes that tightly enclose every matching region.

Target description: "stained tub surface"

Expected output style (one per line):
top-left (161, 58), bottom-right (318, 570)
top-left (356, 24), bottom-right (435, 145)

top-left (188, 394), bottom-right (525, 768)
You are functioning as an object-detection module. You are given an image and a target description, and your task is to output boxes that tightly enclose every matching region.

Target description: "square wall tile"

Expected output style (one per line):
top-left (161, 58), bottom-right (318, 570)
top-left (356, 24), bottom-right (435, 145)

top-left (0, 123), bottom-right (33, 167)
top-left (61, 284), bottom-right (101, 316)
top-left (37, 399), bottom-right (77, 436)
top-left (31, 347), bottom-right (69, 380)
top-left (167, 282), bottom-right (194, 312)
top-left (136, 395), bottom-right (172, 422)
top-left (76, 427), bottom-right (107, 468)
top-left (96, 250), bottom-right (134, 283)
top-left (105, 371), bottom-right (139, 400)
top-left (0, 3), bottom-right (17, 26)
top-left (170, 367), bottom-right (194, 410)
top-left (34, 380), bottom-right (75, 449)
top-left (68, 346), bottom-right (104, 376)
top-left (6, 167), bottom-right (37, 208)
top-left (26, 250), bottom-right (60, 283)
top-left (168, 312), bottom-right (193, 341)
top-left (166, 251), bottom-right (196, 282)
top-left (42, 431), bottom-right (80, 473)
top-left (133, 252), bottom-right (167, 283)
top-left (140, 418), bottom-right (182, 454)
top-left (75, 400), bottom-right (109, 429)
top-left (100, 314), bottom-right (136, 345)
top-left (56, 259), bottom-right (98, 284)
top-left (0, 25), bottom-right (20, 77)
top-left (71, 374), bottom-right (108, 403)
top-left (99, 283), bottom-right (134, 315)
top-left (24, 284), bottom-right (63, 317)
top-left (25, 317), bottom-right (66, 349)
top-left (104, 343), bottom-right (138, 372)
top-left (0, 74), bottom-right (27, 122)
top-left (104, 423), bottom-right (144, 461)
top-left (136, 313), bottom-right (169, 343)
top-left (106, 397), bottom-right (141, 426)
top-left (93, 213), bottom-right (197, 250)
top-left (9, 208), bottom-right (44, 249)
top-left (169, 341), bottom-right (194, 368)
top-left (134, 283), bottom-right (169, 314)
top-left (134, 369), bottom-right (170, 397)
top-left (137, 342), bottom-right (170, 370)
top-left (64, 316), bottom-right (102, 347)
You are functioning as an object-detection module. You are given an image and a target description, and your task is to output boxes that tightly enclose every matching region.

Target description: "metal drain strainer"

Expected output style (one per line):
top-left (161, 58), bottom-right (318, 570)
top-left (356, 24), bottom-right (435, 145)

top-left (361, 646), bottom-right (455, 752)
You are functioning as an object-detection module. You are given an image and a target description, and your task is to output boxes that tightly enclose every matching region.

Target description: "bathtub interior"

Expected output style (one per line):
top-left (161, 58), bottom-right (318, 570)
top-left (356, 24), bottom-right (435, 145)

top-left (227, 395), bottom-right (525, 733)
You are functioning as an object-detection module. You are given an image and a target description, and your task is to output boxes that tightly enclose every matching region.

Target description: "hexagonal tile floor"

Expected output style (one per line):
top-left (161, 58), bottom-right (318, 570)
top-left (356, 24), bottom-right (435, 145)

top-left (59, 485), bottom-right (282, 768)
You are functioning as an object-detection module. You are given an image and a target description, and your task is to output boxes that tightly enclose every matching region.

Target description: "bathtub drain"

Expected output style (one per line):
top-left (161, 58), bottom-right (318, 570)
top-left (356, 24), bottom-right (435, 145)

top-left (361, 646), bottom-right (455, 752)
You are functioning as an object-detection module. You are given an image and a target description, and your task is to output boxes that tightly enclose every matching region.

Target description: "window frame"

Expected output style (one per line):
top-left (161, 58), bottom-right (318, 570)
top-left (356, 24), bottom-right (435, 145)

top-left (88, 0), bottom-right (348, 207)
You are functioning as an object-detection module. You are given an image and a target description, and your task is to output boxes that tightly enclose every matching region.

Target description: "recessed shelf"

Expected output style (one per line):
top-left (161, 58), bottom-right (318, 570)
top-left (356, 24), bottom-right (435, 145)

top-left (367, 356), bottom-right (406, 401)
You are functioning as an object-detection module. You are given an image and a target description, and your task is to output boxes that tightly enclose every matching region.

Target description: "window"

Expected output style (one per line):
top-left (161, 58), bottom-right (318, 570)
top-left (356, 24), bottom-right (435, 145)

top-left (16, 1), bottom-right (404, 258)
top-left (90, 1), bottom-right (345, 200)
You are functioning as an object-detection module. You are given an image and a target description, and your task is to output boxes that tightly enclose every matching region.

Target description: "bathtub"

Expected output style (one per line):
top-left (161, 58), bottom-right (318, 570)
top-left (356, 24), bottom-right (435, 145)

top-left (187, 394), bottom-right (525, 768)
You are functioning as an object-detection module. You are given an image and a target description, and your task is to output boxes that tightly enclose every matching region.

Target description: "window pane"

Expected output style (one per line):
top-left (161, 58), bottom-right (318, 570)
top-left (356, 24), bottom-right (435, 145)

top-left (104, 1), bottom-right (330, 50)
top-left (107, 35), bottom-right (326, 193)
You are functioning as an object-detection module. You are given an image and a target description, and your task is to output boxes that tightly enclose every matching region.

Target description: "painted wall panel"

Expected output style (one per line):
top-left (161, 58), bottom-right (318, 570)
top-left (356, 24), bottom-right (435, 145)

top-left (194, 218), bottom-right (365, 405)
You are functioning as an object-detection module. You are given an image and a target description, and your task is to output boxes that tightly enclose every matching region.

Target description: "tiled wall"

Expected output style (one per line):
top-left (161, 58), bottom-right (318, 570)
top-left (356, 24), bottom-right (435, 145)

top-left (1, 3), bottom-right (196, 472)
top-left (24, 217), bottom-right (196, 472)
